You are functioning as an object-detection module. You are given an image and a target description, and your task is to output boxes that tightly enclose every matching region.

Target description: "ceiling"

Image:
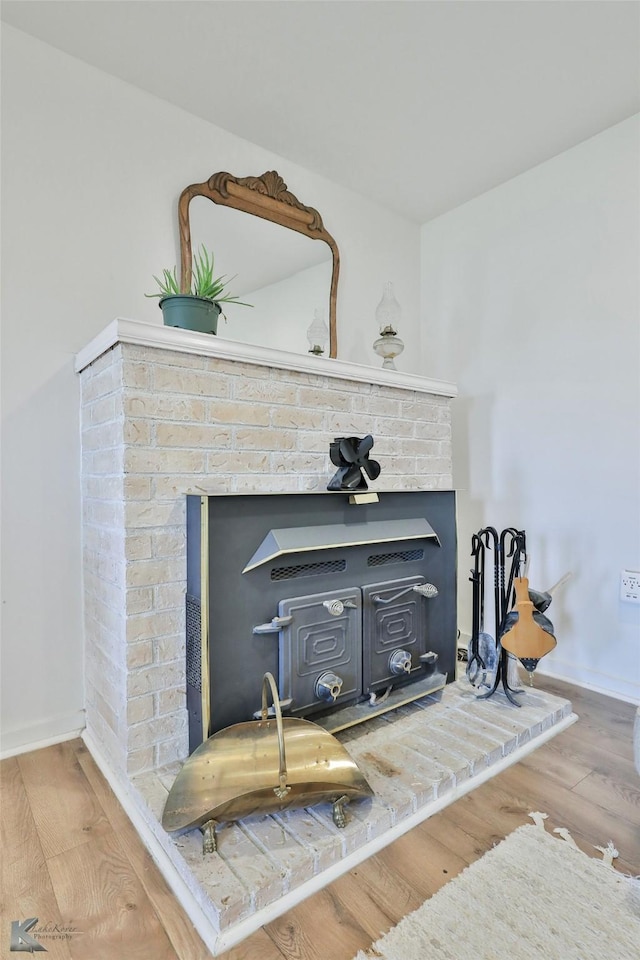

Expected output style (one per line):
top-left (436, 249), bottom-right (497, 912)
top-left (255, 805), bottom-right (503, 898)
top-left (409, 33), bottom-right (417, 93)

top-left (2, 1), bottom-right (639, 223)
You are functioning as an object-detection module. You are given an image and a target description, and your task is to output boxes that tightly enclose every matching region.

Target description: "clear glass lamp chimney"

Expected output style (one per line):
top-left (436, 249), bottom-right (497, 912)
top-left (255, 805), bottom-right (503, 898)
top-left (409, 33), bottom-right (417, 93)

top-left (373, 282), bottom-right (404, 369)
top-left (307, 309), bottom-right (329, 355)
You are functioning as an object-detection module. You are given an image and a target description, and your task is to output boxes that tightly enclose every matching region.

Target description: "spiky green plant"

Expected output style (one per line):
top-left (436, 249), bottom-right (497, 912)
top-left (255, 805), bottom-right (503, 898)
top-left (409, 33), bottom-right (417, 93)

top-left (147, 246), bottom-right (252, 307)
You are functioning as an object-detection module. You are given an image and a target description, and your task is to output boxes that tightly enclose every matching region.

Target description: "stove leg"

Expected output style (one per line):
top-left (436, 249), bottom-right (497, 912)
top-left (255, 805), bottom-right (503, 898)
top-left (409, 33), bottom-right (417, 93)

top-left (332, 795), bottom-right (350, 828)
top-left (201, 819), bottom-right (218, 854)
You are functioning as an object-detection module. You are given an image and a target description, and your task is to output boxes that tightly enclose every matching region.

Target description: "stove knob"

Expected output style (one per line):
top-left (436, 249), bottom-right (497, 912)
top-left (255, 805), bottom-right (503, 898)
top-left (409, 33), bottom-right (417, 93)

top-left (389, 649), bottom-right (413, 676)
top-left (323, 599), bottom-right (345, 616)
top-left (315, 671), bottom-right (343, 703)
top-left (322, 598), bottom-right (357, 616)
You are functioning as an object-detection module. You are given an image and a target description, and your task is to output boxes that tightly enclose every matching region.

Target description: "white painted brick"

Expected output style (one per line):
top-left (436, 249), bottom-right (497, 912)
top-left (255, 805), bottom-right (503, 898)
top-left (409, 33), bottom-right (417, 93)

top-left (233, 378), bottom-right (296, 405)
top-left (124, 393), bottom-right (207, 422)
top-left (154, 582), bottom-right (185, 611)
top-left (124, 344), bottom-right (206, 369)
top-left (296, 431), bottom-right (332, 453)
top-left (235, 427), bottom-right (296, 451)
top-left (274, 368), bottom-right (328, 388)
top-left (88, 394), bottom-right (117, 424)
top-left (373, 416), bottom-right (415, 438)
top-left (125, 500), bottom-right (184, 530)
top-left (324, 412), bottom-right (375, 434)
top-left (121, 362), bottom-right (151, 390)
top-left (82, 421), bottom-right (122, 451)
top-left (124, 418), bottom-right (152, 445)
top-left (151, 529), bottom-right (185, 559)
top-left (155, 730), bottom-right (189, 767)
top-left (81, 362), bottom-right (122, 403)
top-left (127, 641), bottom-right (154, 669)
top-left (271, 406), bottom-right (325, 430)
top-left (126, 746), bottom-right (156, 777)
top-left (153, 365), bottom-right (229, 398)
top-left (351, 394), bottom-right (401, 417)
top-left (155, 422), bottom-right (233, 449)
top-left (233, 475), bottom-right (298, 493)
top-left (128, 661), bottom-right (185, 698)
top-left (206, 451), bottom-right (270, 474)
top-left (241, 817), bottom-right (315, 894)
top-left (86, 446), bottom-right (124, 476)
top-left (123, 476), bottom-right (152, 501)
top-left (154, 635), bottom-right (185, 664)
top-left (126, 557), bottom-right (184, 589)
top-left (214, 823), bottom-right (286, 909)
top-left (297, 386), bottom-right (351, 411)
top-left (156, 687), bottom-right (187, 717)
top-left (129, 712), bottom-right (188, 752)
top-left (127, 695), bottom-right (155, 725)
top-left (414, 420), bottom-right (452, 440)
top-left (126, 610), bottom-right (183, 643)
top-left (127, 587), bottom-right (156, 620)
top-left (125, 534), bottom-right (153, 561)
top-left (124, 447), bottom-right (205, 476)
top-left (208, 399), bottom-right (270, 426)
top-left (85, 345), bottom-right (121, 377)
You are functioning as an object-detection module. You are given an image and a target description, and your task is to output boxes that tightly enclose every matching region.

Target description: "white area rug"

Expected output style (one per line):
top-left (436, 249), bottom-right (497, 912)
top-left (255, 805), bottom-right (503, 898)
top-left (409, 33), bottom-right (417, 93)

top-left (353, 813), bottom-right (640, 960)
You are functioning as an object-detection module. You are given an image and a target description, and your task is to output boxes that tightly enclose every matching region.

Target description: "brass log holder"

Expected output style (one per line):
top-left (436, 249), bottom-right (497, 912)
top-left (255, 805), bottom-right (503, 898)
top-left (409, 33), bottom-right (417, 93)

top-left (162, 673), bottom-right (374, 854)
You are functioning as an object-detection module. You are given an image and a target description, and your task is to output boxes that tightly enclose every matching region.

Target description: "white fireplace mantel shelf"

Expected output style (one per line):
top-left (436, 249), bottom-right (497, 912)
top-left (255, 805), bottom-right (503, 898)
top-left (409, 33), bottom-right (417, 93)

top-left (75, 318), bottom-right (458, 398)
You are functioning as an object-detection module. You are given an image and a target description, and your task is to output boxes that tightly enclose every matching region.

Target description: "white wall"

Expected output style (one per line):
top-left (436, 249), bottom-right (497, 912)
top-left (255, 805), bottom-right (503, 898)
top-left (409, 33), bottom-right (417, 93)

top-left (421, 115), bottom-right (640, 702)
top-left (0, 26), bottom-right (420, 753)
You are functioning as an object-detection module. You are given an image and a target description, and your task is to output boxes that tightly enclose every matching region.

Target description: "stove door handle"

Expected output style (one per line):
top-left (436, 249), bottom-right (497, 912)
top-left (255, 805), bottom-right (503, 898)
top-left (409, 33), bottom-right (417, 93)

top-left (252, 615), bottom-right (294, 635)
top-left (323, 598), bottom-right (357, 616)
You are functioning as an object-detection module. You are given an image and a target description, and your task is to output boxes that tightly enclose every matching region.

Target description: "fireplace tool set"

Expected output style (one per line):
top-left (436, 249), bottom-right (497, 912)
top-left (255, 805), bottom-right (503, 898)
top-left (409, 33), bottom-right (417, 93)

top-left (466, 527), bottom-right (562, 706)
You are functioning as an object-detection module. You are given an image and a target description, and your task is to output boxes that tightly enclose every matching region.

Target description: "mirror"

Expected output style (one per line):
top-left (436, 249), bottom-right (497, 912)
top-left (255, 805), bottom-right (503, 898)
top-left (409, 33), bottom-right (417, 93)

top-left (178, 171), bottom-right (340, 357)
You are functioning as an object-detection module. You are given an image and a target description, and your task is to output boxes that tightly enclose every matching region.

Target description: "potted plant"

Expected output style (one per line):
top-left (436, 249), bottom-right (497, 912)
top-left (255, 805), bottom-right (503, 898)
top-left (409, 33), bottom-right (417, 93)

top-left (147, 246), bottom-right (252, 334)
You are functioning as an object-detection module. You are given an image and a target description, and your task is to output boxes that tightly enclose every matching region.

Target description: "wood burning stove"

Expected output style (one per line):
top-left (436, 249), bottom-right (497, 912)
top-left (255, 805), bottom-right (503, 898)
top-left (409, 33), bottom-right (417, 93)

top-left (186, 491), bottom-right (457, 752)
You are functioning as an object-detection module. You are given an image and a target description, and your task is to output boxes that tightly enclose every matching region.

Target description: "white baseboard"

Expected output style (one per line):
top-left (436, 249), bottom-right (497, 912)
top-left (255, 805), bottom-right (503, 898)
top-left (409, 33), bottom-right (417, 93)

top-left (83, 712), bottom-right (578, 956)
top-left (536, 663), bottom-right (640, 706)
top-left (0, 710), bottom-right (86, 759)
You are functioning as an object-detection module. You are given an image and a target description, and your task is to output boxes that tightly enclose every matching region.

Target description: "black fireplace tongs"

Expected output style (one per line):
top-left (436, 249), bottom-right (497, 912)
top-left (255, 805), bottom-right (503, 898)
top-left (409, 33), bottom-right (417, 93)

top-left (466, 534), bottom-right (485, 685)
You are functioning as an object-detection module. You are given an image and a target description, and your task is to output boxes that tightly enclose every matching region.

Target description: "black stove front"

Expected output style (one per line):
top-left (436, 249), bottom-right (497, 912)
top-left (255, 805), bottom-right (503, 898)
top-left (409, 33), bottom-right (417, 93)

top-left (186, 491), bottom-right (457, 752)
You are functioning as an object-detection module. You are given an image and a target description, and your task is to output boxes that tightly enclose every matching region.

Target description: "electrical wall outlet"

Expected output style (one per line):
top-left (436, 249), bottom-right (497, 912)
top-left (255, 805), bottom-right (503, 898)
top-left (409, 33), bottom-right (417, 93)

top-left (620, 569), bottom-right (640, 604)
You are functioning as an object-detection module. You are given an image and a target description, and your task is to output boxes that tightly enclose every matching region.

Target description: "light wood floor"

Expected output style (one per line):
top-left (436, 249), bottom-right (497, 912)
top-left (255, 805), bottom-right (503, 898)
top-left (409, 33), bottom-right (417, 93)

top-left (2, 677), bottom-right (639, 959)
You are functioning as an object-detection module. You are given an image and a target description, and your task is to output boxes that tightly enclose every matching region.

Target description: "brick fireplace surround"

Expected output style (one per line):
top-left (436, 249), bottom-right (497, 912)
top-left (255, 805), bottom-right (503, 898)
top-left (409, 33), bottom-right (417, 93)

top-left (76, 319), bottom-right (575, 955)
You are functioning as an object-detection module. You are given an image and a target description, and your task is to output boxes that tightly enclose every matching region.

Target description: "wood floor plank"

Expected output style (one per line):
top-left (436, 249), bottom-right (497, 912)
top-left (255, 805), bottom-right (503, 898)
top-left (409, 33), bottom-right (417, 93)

top-left (18, 741), bottom-right (110, 860)
top-left (485, 765), bottom-right (640, 872)
top-left (0, 757), bottom-right (73, 959)
top-left (341, 850), bottom-right (424, 924)
top-left (418, 808), bottom-right (496, 865)
top-left (518, 739), bottom-right (592, 790)
top-left (219, 929), bottom-right (288, 960)
top-left (265, 884), bottom-right (374, 960)
top-left (73, 740), bottom-right (212, 960)
top-left (377, 827), bottom-right (469, 900)
top-left (45, 827), bottom-right (178, 960)
top-left (570, 768), bottom-right (640, 825)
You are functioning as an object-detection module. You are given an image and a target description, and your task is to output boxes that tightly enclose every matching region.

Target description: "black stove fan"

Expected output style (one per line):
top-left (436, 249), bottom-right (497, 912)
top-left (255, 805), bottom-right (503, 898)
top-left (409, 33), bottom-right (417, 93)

top-left (327, 435), bottom-right (381, 491)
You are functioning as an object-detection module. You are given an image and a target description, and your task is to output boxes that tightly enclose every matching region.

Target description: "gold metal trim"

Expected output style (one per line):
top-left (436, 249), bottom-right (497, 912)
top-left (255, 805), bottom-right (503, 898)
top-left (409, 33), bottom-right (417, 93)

top-left (200, 496), bottom-right (211, 742)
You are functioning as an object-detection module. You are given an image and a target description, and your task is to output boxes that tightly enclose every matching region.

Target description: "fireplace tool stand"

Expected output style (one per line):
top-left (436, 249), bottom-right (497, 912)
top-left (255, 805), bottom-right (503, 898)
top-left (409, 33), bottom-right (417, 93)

top-left (468, 526), bottom-right (527, 707)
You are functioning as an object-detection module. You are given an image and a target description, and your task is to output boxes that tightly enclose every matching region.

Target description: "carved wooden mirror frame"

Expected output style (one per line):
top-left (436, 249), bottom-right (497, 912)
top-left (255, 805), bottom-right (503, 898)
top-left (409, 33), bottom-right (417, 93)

top-left (178, 170), bottom-right (340, 358)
